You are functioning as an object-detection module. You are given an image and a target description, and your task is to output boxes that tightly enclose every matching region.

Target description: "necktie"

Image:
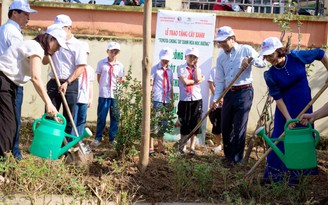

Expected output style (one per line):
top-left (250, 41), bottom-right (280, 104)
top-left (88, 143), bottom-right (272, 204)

top-left (186, 67), bottom-right (194, 95)
top-left (108, 62), bottom-right (114, 90)
top-left (162, 67), bottom-right (170, 103)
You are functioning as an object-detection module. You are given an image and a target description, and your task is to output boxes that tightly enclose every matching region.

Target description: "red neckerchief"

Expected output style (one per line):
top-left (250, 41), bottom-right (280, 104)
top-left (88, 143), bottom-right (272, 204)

top-left (80, 67), bottom-right (88, 90)
top-left (162, 67), bottom-right (170, 103)
top-left (108, 60), bottom-right (114, 89)
top-left (186, 66), bottom-right (195, 95)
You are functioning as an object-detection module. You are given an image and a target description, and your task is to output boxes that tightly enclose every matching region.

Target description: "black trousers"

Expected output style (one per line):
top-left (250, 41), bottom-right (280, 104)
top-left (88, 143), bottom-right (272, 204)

top-left (221, 87), bottom-right (253, 163)
top-left (177, 99), bottom-right (203, 135)
top-left (47, 79), bottom-right (78, 135)
top-left (0, 71), bottom-right (17, 158)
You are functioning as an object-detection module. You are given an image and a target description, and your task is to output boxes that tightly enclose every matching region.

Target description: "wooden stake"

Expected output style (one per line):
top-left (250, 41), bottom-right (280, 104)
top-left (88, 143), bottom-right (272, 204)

top-left (138, 0), bottom-right (152, 172)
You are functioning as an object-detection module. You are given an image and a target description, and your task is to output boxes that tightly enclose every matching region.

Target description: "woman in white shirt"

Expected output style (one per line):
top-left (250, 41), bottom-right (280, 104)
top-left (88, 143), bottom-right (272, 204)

top-left (0, 25), bottom-right (67, 158)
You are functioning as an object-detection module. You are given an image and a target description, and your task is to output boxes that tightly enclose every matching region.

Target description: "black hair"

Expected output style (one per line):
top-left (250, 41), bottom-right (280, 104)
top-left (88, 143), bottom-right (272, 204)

top-left (8, 9), bottom-right (22, 19)
top-left (229, 36), bottom-right (236, 42)
top-left (275, 47), bottom-right (289, 58)
top-left (33, 33), bottom-right (58, 55)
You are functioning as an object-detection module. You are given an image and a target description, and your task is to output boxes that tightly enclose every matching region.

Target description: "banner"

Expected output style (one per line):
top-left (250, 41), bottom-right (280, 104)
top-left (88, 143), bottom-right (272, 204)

top-left (153, 10), bottom-right (216, 144)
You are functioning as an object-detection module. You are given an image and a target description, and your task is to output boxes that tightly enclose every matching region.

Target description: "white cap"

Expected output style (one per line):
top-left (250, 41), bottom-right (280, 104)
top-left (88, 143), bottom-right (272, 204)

top-left (159, 47), bottom-right (173, 61)
top-left (215, 26), bottom-right (235, 41)
top-left (107, 42), bottom-right (120, 51)
top-left (46, 24), bottom-right (68, 50)
top-left (185, 47), bottom-right (199, 58)
top-left (9, 0), bottom-right (37, 13)
top-left (54, 14), bottom-right (72, 27)
top-left (259, 37), bottom-right (283, 56)
top-left (81, 42), bottom-right (90, 54)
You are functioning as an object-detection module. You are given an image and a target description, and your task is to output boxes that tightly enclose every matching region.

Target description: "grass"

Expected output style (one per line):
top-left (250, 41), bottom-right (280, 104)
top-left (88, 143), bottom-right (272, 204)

top-left (1, 120), bottom-right (326, 204)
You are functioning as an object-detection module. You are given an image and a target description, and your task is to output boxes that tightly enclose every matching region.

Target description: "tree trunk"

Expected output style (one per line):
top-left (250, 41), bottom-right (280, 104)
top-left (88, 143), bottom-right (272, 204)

top-left (138, 0), bottom-right (152, 173)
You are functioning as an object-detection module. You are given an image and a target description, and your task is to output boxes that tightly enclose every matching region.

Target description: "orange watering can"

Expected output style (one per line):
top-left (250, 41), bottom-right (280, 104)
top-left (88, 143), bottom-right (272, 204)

top-left (30, 113), bottom-right (92, 160)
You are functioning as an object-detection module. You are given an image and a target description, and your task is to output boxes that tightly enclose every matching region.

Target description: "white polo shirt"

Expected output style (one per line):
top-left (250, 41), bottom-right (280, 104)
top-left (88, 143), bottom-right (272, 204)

top-left (49, 35), bottom-right (87, 79)
top-left (96, 58), bottom-right (124, 98)
top-left (77, 65), bottom-right (94, 104)
top-left (177, 63), bottom-right (202, 101)
top-left (0, 40), bottom-right (44, 86)
top-left (208, 67), bottom-right (216, 103)
top-left (150, 62), bottom-right (173, 103)
top-left (0, 19), bottom-right (23, 55)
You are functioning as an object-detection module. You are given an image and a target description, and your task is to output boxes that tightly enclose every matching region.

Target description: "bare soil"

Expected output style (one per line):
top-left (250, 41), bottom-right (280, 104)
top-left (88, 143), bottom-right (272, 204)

top-left (19, 120), bottom-right (328, 204)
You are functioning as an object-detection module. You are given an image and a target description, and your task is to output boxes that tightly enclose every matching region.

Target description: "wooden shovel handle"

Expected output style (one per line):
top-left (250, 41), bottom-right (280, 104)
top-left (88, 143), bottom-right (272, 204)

top-left (178, 57), bottom-right (253, 150)
top-left (245, 82), bottom-right (328, 177)
top-left (47, 55), bottom-right (86, 155)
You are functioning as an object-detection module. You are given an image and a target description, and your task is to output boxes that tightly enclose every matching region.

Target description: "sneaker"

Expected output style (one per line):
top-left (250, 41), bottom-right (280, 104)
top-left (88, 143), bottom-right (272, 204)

top-left (177, 147), bottom-right (188, 155)
top-left (109, 139), bottom-right (117, 147)
top-left (189, 149), bottom-right (196, 155)
top-left (212, 145), bottom-right (223, 153)
top-left (90, 139), bottom-right (101, 147)
top-left (149, 149), bottom-right (156, 156)
top-left (222, 159), bottom-right (235, 168)
top-left (182, 147), bottom-right (189, 153)
top-left (14, 153), bottom-right (23, 161)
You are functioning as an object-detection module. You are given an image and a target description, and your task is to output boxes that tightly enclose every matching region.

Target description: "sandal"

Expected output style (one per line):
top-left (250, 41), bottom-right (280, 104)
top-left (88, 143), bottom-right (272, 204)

top-left (189, 149), bottom-right (196, 155)
top-left (149, 150), bottom-right (156, 156)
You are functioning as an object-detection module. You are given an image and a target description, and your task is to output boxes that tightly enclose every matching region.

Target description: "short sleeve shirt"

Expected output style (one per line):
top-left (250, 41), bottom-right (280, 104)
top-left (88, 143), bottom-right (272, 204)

top-left (0, 19), bottom-right (23, 55)
top-left (77, 65), bottom-right (95, 104)
top-left (177, 63), bottom-right (202, 101)
top-left (208, 67), bottom-right (216, 103)
top-left (96, 58), bottom-right (124, 98)
top-left (0, 40), bottom-right (44, 86)
top-left (49, 36), bottom-right (87, 79)
top-left (150, 62), bottom-right (174, 103)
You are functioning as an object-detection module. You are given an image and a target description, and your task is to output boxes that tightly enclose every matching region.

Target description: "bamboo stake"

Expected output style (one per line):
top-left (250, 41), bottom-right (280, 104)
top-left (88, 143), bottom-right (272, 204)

top-left (243, 94), bottom-right (273, 164)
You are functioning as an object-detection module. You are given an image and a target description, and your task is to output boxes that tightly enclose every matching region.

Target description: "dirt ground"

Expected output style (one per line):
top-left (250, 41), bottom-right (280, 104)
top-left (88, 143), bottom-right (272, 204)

top-left (85, 134), bottom-right (328, 204)
top-left (19, 121), bottom-right (328, 204)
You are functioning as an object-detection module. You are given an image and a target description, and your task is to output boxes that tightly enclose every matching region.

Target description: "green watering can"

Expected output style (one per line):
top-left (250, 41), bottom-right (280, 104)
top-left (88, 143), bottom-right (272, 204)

top-left (30, 113), bottom-right (92, 160)
top-left (255, 119), bottom-right (320, 170)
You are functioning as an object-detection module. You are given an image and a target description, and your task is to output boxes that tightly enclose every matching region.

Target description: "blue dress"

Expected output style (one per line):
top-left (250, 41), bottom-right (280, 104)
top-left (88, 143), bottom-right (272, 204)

top-left (263, 48), bottom-right (324, 183)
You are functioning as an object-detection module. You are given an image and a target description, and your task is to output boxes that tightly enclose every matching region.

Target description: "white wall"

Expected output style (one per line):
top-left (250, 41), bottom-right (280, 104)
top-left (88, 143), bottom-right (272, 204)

top-left (21, 37), bottom-right (328, 136)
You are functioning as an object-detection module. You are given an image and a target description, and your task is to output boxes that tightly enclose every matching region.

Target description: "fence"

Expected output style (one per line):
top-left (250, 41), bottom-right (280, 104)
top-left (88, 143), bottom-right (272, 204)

top-left (181, 0), bottom-right (324, 15)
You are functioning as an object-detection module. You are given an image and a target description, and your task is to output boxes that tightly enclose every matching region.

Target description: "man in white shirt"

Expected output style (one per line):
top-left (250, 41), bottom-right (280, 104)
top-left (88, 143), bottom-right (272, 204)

top-left (212, 26), bottom-right (266, 167)
top-left (0, 0), bottom-right (37, 160)
top-left (44, 14), bottom-right (87, 137)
